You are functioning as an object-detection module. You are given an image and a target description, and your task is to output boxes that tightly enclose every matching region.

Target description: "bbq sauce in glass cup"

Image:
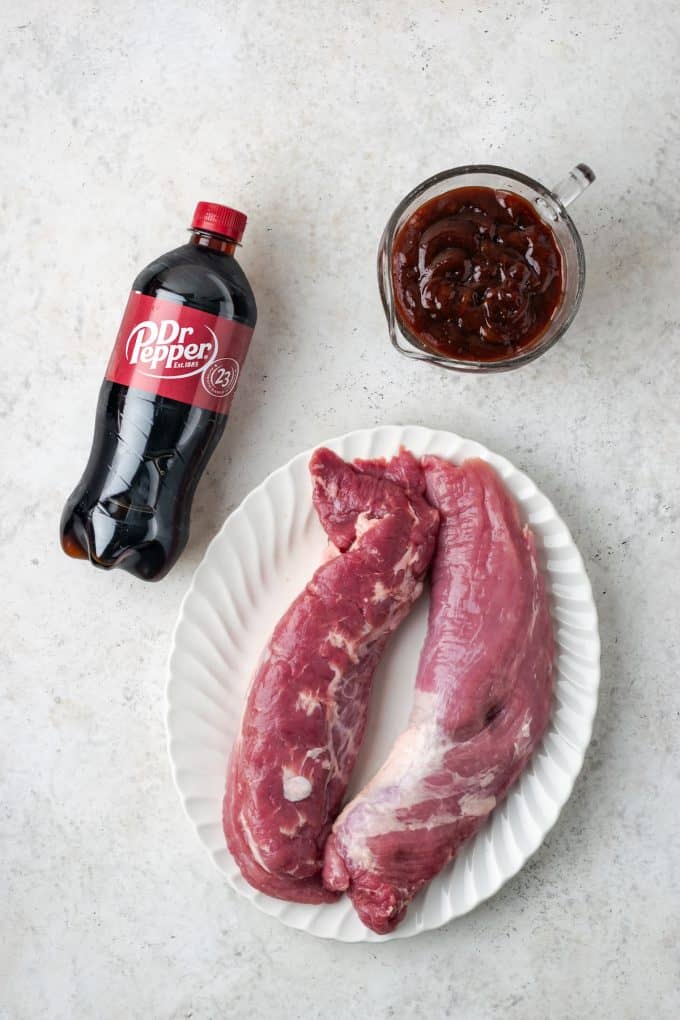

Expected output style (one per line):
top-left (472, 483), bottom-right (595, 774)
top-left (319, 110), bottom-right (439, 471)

top-left (379, 164), bottom-right (594, 372)
top-left (391, 187), bottom-right (563, 362)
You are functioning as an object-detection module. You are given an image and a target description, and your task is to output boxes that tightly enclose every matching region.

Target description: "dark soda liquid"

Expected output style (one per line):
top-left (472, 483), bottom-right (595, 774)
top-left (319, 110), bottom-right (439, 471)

top-left (60, 232), bottom-right (257, 581)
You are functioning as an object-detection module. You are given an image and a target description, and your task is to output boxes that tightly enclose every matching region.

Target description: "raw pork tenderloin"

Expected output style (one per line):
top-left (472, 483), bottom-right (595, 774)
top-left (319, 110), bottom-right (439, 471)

top-left (323, 457), bottom-right (554, 932)
top-left (224, 448), bottom-right (439, 903)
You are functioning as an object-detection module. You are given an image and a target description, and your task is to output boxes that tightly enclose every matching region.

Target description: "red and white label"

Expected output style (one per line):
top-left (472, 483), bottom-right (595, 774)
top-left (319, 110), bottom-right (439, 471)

top-left (105, 292), bottom-right (254, 414)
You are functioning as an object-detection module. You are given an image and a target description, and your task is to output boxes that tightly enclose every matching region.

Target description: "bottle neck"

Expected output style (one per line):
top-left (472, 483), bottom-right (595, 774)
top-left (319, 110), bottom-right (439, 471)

top-left (189, 229), bottom-right (237, 255)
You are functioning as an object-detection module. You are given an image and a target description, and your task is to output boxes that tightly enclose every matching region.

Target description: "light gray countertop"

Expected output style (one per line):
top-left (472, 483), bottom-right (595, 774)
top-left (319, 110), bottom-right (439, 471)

top-left (2, 1), bottom-right (679, 1017)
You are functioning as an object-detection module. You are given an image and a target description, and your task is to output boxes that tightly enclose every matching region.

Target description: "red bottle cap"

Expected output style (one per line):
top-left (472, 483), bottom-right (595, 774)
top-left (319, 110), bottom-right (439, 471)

top-left (191, 201), bottom-right (247, 243)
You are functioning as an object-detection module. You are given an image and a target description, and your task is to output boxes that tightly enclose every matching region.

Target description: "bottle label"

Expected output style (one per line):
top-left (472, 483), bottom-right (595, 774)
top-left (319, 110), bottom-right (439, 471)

top-left (105, 292), bottom-right (254, 414)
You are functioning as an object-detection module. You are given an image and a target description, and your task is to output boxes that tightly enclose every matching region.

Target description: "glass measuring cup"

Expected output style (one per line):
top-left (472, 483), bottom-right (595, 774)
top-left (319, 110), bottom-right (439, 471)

top-left (377, 164), bottom-right (595, 372)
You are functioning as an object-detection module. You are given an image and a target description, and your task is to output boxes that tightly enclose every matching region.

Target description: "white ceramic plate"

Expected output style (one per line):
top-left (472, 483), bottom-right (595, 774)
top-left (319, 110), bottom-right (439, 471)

top-left (166, 426), bottom-right (600, 942)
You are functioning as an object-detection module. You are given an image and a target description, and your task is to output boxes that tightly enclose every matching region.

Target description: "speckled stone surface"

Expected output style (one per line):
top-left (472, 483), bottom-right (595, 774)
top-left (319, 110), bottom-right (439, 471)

top-left (1, 1), bottom-right (679, 1017)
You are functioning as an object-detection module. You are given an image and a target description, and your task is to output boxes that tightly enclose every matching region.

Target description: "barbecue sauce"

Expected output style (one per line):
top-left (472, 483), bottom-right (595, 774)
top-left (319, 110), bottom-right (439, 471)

top-left (391, 186), bottom-right (563, 361)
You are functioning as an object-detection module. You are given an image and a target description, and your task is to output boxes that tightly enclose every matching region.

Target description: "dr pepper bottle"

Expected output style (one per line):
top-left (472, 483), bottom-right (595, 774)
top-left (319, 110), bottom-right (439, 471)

top-left (60, 202), bottom-right (257, 581)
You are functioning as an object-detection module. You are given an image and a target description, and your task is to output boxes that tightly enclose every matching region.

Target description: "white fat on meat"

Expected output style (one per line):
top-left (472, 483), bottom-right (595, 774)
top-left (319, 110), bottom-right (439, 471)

top-left (279, 819), bottom-right (304, 837)
top-left (327, 629), bottom-right (361, 662)
top-left (458, 793), bottom-right (497, 817)
top-left (333, 692), bottom-right (501, 844)
top-left (239, 812), bottom-right (272, 873)
top-left (303, 746), bottom-right (330, 768)
top-left (282, 767), bottom-right (313, 803)
top-left (353, 512), bottom-right (380, 541)
top-left (513, 710), bottom-right (534, 759)
top-left (296, 690), bottom-right (321, 716)
top-left (392, 544), bottom-right (421, 576)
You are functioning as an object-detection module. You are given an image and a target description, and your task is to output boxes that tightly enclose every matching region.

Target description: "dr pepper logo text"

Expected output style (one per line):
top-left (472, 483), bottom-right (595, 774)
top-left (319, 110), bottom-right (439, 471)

top-left (106, 293), bottom-right (253, 414)
top-left (125, 317), bottom-right (218, 379)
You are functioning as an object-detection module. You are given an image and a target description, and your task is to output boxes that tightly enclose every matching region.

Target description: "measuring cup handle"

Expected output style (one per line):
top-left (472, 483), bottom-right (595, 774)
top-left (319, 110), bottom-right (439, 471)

top-left (551, 164), bottom-right (596, 208)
